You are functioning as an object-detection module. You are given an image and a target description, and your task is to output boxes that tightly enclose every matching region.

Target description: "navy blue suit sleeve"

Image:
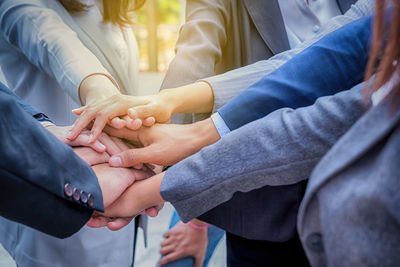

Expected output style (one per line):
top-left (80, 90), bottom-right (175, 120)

top-left (218, 16), bottom-right (372, 130)
top-left (0, 82), bottom-right (41, 116)
top-left (0, 82), bottom-right (52, 122)
top-left (0, 83), bottom-right (103, 238)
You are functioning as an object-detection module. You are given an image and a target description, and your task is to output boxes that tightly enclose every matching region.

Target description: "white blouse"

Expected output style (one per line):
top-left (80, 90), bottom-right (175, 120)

top-left (278, 0), bottom-right (342, 48)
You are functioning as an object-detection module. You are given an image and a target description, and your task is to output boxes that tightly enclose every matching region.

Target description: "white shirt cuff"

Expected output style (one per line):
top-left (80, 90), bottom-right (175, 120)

top-left (211, 112), bottom-right (231, 137)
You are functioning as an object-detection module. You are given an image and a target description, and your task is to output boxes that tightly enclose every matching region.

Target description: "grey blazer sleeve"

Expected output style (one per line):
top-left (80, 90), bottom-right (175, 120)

top-left (160, 84), bottom-right (365, 222)
top-left (160, 0), bottom-right (228, 89)
top-left (202, 0), bottom-right (375, 112)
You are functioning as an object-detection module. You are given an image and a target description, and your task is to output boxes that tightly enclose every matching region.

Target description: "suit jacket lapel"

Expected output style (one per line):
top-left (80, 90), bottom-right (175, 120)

top-left (72, 14), bottom-right (133, 94)
top-left (301, 97), bottom-right (400, 217)
top-left (44, 0), bottom-right (131, 94)
top-left (243, 0), bottom-right (290, 55)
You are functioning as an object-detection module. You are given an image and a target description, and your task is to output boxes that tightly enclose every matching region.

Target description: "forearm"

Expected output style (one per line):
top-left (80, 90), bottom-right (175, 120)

top-left (159, 82), bottom-right (214, 115)
top-left (205, 0), bottom-right (375, 112)
top-left (0, 0), bottom-right (113, 104)
top-left (107, 172), bottom-right (165, 217)
top-left (219, 16), bottom-right (372, 130)
top-left (0, 169), bottom-right (93, 238)
top-left (160, 0), bottom-right (227, 89)
top-left (0, 90), bottom-right (104, 212)
top-left (161, 85), bottom-right (365, 222)
top-left (0, 83), bottom-right (42, 117)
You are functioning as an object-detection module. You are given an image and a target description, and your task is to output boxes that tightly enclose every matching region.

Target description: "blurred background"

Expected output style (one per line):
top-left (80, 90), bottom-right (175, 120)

top-left (134, 0), bottom-right (183, 73)
top-left (135, 0), bottom-right (183, 96)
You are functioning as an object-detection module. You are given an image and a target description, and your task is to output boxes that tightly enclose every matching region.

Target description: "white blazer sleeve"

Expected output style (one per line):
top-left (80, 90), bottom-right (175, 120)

top-left (0, 0), bottom-right (111, 103)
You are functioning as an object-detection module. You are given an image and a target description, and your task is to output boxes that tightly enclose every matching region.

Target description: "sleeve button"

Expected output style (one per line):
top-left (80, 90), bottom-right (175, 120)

top-left (87, 193), bottom-right (94, 208)
top-left (80, 191), bottom-right (88, 204)
top-left (72, 188), bottom-right (81, 202)
top-left (306, 233), bottom-right (324, 253)
top-left (64, 184), bottom-right (73, 197)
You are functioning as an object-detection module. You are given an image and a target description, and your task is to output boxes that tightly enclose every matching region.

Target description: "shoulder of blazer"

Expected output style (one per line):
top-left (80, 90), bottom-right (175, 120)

top-left (242, 0), bottom-right (290, 55)
top-left (299, 96), bottom-right (400, 225)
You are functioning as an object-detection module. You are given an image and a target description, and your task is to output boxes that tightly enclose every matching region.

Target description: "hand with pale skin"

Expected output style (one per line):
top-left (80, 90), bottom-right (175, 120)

top-left (69, 93), bottom-right (160, 142)
top-left (87, 171), bottom-right (167, 229)
top-left (71, 138), bottom-right (160, 227)
top-left (67, 81), bottom-right (214, 144)
top-left (159, 220), bottom-right (208, 267)
top-left (66, 73), bottom-right (155, 143)
top-left (73, 146), bottom-right (110, 166)
top-left (45, 123), bottom-right (150, 171)
top-left (43, 123), bottom-right (107, 153)
top-left (104, 117), bottom-right (220, 168)
top-left (94, 163), bottom-right (152, 207)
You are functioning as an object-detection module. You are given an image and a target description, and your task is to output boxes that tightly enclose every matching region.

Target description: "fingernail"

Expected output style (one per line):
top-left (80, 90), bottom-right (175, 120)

top-left (98, 143), bottom-right (106, 150)
top-left (128, 108), bottom-right (137, 117)
top-left (109, 156), bottom-right (122, 167)
top-left (88, 134), bottom-right (94, 143)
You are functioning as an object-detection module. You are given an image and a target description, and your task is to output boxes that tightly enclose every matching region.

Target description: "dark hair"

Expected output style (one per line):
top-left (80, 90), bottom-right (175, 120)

top-left (59, 0), bottom-right (146, 26)
top-left (365, 1), bottom-right (400, 105)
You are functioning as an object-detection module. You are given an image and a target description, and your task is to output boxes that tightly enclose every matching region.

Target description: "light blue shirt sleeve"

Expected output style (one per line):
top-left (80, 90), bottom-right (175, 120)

top-left (211, 112), bottom-right (231, 137)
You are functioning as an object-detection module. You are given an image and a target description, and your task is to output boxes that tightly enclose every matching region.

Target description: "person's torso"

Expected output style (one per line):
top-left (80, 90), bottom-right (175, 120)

top-left (0, 1), bottom-right (139, 266)
top-left (0, 0), bottom-right (139, 125)
top-left (299, 88), bottom-right (400, 266)
top-left (205, 0), bottom-right (355, 241)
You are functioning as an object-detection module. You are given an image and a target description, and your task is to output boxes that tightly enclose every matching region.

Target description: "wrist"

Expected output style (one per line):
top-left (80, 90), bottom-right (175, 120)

top-left (158, 88), bottom-right (182, 116)
top-left (130, 172), bottom-right (166, 213)
top-left (190, 118), bottom-right (221, 150)
top-left (160, 82), bottom-right (214, 115)
top-left (79, 73), bottom-right (121, 105)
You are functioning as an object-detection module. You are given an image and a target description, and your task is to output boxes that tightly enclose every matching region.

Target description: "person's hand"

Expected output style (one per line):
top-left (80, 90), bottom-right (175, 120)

top-left (67, 93), bottom-right (173, 144)
top-left (73, 147), bottom-right (110, 166)
top-left (87, 203), bottom-right (164, 230)
top-left (93, 133), bottom-right (157, 171)
top-left (93, 163), bottom-right (155, 208)
top-left (43, 123), bottom-right (106, 153)
top-left (159, 221), bottom-right (208, 267)
top-left (87, 171), bottom-right (166, 229)
top-left (105, 118), bottom-right (221, 167)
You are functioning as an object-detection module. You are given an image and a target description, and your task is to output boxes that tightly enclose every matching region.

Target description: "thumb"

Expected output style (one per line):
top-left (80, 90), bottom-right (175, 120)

top-left (128, 104), bottom-right (154, 120)
top-left (107, 217), bottom-right (133, 231)
top-left (109, 146), bottom-right (158, 167)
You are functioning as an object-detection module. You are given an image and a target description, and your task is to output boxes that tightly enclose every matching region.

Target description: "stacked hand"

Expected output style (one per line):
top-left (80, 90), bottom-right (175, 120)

top-left (60, 80), bottom-right (218, 264)
top-left (44, 124), bottom-right (163, 229)
top-left (58, 82), bottom-right (218, 232)
top-left (67, 93), bottom-right (172, 143)
top-left (66, 81), bottom-right (214, 145)
top-left (55, 117), bottom-right (220, 231)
